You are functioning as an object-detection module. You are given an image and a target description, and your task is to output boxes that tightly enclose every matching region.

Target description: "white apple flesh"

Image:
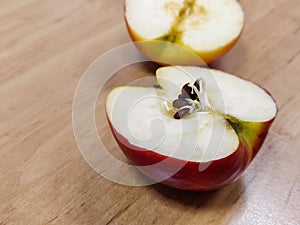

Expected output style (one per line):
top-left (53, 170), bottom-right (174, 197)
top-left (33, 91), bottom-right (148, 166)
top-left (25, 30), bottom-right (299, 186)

top-left (106, 66), bottom-right (277, 191)
top-left (125, 0), bottom-right (244, 64)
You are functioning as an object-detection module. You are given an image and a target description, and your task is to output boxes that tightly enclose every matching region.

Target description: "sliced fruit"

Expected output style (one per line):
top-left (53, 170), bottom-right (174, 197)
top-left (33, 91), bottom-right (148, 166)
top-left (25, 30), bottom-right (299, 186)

top-left (106, 66), bottom-right (277, 190)
top-left (124, 0), bottom-right (244, 65)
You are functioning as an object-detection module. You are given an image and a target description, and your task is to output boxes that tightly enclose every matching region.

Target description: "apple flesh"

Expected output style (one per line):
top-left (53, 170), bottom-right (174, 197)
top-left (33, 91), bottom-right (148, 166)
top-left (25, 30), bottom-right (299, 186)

top-left (124, 0), bottom-right (244, 65)
top-left (106, 66), bottom-right (277, 191)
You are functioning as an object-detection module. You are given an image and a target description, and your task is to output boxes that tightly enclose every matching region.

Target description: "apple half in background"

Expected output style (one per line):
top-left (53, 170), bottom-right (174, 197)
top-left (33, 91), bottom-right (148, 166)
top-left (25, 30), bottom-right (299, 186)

top-left (124, 0), bottom-right (244, 65)
top-left (106, 66), bottom-right (277, 191)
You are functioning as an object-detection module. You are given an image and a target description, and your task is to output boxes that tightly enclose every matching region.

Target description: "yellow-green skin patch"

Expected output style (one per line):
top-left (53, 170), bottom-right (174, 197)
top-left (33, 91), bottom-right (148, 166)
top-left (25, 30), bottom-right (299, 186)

top-left (226, 115), bottom-right (269, 159)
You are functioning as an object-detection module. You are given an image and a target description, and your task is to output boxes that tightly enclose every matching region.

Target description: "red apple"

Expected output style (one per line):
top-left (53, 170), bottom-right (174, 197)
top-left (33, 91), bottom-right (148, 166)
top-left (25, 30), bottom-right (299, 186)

top-left (106, 66), bottom-right (277, 191)
top-left (124, 0), bottom-right (245, 65)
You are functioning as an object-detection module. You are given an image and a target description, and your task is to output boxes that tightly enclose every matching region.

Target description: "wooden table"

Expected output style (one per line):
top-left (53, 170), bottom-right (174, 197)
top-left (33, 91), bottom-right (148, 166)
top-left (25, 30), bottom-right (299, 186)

top-left (1, 0), bottom-right (299, 224)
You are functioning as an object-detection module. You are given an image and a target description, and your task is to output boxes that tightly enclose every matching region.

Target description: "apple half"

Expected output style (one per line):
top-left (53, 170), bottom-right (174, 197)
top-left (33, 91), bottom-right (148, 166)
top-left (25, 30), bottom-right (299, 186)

top-left (124, 0), bottom-right (244, 65)
top-left (106, 66), bottom-right (277, 191)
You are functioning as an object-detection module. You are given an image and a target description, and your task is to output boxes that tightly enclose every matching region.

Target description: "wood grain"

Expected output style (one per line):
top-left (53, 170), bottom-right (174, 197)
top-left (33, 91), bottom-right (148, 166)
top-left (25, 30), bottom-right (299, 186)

top-left (0, 0), bottom-right (299, 224)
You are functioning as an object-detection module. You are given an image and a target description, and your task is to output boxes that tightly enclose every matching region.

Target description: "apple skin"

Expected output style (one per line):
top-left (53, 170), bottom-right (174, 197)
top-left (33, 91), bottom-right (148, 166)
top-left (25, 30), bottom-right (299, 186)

top-left (124, 6), bottom-right (244, 66)
top-left (107, 115), bottom-right (274, 191)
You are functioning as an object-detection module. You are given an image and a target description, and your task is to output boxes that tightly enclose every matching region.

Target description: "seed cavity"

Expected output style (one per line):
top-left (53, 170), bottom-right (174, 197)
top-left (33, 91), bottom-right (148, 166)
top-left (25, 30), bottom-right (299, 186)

top-left (164, 0), bottom-right (208, 42)
top-left (173, 78), bottom-right (211, 119)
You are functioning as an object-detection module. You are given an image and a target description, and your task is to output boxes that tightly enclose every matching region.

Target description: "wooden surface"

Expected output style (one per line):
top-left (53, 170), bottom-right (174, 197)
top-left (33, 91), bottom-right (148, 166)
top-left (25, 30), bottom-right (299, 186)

top-left (1, 0), bottom-right (299, 224)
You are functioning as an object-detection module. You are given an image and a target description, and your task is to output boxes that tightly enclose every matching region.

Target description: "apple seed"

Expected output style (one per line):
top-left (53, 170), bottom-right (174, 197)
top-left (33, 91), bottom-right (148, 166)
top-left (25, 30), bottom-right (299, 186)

top-left (172, 98), bottom-right (190, 108)
top-left (174, 107), bottom-right (190, 119)
top-left (173, 78), bottom-right (211, 119)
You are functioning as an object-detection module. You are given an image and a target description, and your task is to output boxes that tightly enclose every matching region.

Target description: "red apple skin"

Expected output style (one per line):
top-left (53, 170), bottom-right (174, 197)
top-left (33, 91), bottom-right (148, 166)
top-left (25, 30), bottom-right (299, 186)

top-left (251, 119), bottom-right (275, 158)
top-left (107, 116), bottom-right (275, 191)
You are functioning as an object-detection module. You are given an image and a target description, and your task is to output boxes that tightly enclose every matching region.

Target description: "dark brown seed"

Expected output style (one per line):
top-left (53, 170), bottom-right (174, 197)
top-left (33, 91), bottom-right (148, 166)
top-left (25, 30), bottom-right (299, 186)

top-left (172, 98), bottom-right (190, 108)
top-left (191, 91), bottom-right (198, 100)
top-left (194, 79), bottom-right (200, 91)
top-left (181, 83), bottom-right (192, 96)
top-left (173, 108), bottom-right (190, 119)
top-left (178, 93), bottom-right (189, 99)
top-left (182, 83), bottom-right (197, 100)
top-left (191, 92), bottom-right (198, 100)
top-left (153, 84), bottom-right (162, 89)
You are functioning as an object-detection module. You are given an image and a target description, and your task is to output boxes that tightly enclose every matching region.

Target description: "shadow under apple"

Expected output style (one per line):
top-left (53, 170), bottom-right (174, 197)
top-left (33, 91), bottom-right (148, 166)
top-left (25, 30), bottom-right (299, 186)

top-left (148, 178), bottom-right (245, 209)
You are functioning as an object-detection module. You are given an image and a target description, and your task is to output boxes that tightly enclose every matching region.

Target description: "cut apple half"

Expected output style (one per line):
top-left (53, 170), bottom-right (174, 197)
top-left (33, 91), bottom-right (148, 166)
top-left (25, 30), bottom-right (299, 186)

top-left (106, 66), bottom-right (277, 190)
top-left (125, 0), bottom-right (244, 64)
